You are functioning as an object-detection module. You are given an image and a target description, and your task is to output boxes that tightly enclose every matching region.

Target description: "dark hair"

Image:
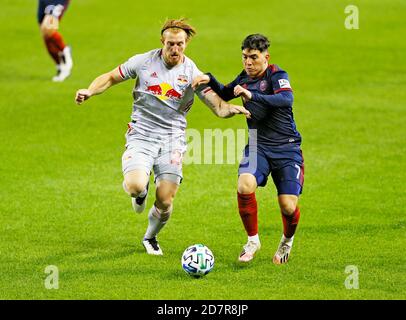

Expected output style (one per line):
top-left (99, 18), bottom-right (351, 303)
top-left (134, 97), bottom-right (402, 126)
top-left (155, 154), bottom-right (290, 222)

top-left (241, 34), bottom-right (270, 52)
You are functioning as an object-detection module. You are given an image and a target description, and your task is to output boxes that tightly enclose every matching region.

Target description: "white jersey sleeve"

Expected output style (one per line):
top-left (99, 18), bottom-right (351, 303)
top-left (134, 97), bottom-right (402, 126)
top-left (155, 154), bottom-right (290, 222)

top-left (119, 54), bottom-right (146, 80)
top-left (192, 62), bottom-right (203, 78)
top-left (191, 62), bottom-right (210, 97)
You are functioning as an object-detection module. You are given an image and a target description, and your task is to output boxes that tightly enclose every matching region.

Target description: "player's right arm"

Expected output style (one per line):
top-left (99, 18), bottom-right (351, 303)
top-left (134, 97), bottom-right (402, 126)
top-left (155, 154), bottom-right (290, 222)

top-left (75, 67), bottom-right (125, 105)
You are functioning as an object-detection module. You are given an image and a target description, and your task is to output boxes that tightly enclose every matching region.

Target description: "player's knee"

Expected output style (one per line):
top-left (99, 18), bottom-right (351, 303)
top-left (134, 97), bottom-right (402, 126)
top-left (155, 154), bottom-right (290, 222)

top-left (40, 15), bottom-right (59, 37)
top-left (41, 27), bottom-right (55, 38)
top-left (40, 22), bottom-right (56, 37)
top-left (155, 197), bottom-right (173, 212)
top-left (238, 177), bottom-right (257, 194)
top-left (125, 180), bottom-right (147, 197)
top-left (155, 179), bottom-right (178, 211)
top-left (280, 201), bottom-right (296, 216)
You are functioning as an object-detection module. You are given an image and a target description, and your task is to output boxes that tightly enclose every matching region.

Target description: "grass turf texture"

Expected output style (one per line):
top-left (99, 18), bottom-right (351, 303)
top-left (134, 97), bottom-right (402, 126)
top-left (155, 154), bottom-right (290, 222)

top-left (0, 0), bottom-right (405, 299)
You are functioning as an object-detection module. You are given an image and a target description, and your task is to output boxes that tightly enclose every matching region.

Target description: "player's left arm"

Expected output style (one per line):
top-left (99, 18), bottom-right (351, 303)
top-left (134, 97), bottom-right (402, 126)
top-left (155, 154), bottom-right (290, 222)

top-left (191, 64), bottom-right (249, 118)
top-left (195, 86), bottom-right (251, 119)
top-left (193, 73), bottom-right (240, 102)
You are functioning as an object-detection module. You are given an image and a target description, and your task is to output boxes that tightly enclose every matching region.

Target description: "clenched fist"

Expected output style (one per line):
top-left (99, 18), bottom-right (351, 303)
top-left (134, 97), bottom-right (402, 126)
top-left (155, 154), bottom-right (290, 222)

top-left (75, 89), bottom-right (92, 105)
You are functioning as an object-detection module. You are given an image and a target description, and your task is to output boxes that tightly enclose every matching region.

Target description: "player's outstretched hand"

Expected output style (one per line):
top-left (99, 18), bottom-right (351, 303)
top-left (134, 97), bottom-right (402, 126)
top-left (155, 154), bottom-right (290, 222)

top-left (234, 85), bottom-right (252, 100)
top-left (75, 89), bottom-right (92, 105)
top-left (230, 105), bottom-right (251, 119)
top-left (192, 74), bottom-right (210, 90)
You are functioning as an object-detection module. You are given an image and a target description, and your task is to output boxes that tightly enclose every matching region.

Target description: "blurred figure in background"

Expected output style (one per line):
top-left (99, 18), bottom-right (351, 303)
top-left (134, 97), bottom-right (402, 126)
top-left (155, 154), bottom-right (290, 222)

top-left (37, 0), bottom-right (73, 81)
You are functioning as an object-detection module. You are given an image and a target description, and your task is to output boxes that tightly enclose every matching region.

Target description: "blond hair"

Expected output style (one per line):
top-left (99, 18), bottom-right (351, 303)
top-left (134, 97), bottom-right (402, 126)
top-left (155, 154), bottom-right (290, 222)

top-left (161, 18), bottom-right (196, 42)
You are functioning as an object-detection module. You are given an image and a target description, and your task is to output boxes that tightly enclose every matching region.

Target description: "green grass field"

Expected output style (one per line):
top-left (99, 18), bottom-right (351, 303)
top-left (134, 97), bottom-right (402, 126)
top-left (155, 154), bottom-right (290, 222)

top-left (1, 0), bottom-right (405, 300)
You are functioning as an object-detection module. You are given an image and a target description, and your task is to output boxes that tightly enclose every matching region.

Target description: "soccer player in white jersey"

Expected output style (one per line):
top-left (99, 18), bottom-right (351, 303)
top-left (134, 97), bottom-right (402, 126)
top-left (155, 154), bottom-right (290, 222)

top-left (75, 19), bottom-right (250, 255)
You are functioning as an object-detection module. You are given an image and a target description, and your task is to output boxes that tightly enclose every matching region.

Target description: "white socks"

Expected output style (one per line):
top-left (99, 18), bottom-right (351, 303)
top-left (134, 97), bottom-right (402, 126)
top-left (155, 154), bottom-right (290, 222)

top-left (144, 205), bottom-right (172, 240)
top-left (282, 234), bottom-right (294, 247)
top-left (248, 234), bottom-right (294, 246)
top-left (248, 234), bottom-right (260, 244)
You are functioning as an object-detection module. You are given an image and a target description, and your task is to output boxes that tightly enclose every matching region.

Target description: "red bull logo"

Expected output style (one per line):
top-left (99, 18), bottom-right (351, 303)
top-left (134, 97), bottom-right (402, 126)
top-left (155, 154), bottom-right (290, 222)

top-left (166, 88), bottom-right (182, 99)
top-left (177, 75), bottom-right (188, 86)
top-left (146, 82), bottom-right (183, 101)
top-left (146, 84), bottom-right (162, 96)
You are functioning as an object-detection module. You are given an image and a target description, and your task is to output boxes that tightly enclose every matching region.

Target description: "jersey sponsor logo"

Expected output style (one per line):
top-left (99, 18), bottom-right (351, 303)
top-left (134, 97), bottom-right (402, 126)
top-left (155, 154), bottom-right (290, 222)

top-left (146, 83), bottom-right (183, 101)
top-left (259, 80), bottom-right (268, 92)
top-left (278, 79), bottom-right (291, 89)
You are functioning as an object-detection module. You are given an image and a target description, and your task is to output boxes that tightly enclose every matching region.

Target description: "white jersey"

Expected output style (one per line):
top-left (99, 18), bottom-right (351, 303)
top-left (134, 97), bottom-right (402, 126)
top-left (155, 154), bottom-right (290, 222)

top-left (119, 49), bottom-right (203, 136)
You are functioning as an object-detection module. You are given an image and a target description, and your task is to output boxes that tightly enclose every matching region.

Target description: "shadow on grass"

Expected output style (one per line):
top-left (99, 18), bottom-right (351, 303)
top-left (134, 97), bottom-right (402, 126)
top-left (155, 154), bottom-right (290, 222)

top-left (231, 260), bottom-right (256, 271)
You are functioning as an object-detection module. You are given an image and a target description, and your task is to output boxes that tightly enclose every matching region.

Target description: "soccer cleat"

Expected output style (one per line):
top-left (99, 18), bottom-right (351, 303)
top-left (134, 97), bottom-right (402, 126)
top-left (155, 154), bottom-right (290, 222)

top-left (131, 182), bottom-right (149, 213)
top-left (273, 236), bottom-right (293, 265)
top-left (238, 240), bottom-right (261, 262)
top-left (52, 46), bottom-right (73, 82)
top-left (52, 65), bottom-right (62, 82)
top-left (52, 63), bottom-right (71, 82)
top-left (62, 46), bottom-right (73, 70)
top-left (142, 237), bottom-right (163, 255)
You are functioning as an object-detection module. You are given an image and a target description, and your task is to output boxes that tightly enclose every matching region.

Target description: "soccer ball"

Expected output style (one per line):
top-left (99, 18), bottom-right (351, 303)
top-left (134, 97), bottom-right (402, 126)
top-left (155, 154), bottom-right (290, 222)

top-left (181, 244), bottom-right (214, 278)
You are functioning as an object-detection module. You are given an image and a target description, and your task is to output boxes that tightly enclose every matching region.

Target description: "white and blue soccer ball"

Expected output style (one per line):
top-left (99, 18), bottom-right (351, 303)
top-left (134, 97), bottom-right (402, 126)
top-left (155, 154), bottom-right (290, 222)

top-left (181, 244), bottom-right (214, 278)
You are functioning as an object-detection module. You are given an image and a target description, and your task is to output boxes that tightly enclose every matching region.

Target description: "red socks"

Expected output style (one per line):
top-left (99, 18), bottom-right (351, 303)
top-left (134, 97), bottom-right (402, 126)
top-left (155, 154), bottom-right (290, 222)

top-left (44, 31), bottom-right (66, 64)
top-left (238, 192), bottom-right (301, 239)
top-left (281, 207), bottom-right (301, 238)
top-left (237, 192), bottom-right (258, 236)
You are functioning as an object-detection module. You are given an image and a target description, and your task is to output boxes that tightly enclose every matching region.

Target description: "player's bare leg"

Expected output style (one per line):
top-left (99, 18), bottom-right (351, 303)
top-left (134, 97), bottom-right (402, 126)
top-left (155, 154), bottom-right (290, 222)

top-left (237, 173), bottom-right (261, 262)
top-left (273, 194), bottom-right (300, 265)
top-left (40, 15), bottom-right (72, 82)
top-left (143, 178), bottom-right (178, 255)
top-left (123, 169), bottom-right (150, 213)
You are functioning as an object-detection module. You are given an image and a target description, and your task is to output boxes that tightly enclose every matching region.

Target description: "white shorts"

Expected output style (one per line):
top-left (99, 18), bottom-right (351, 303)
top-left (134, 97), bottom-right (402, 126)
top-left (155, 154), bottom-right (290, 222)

top-left (122, 125), bottom-right (186, 184)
